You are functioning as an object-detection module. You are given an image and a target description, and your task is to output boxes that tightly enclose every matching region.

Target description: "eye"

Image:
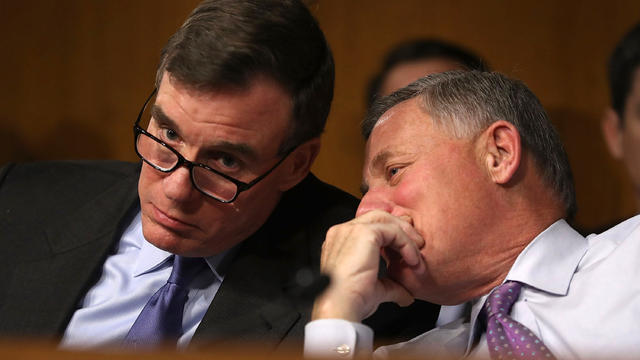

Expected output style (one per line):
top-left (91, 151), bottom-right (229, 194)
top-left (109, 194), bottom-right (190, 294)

top-left (207, 152), bottom-right (242, 173)
top-left (155, 124), bottom-right (180, 144)
top-left (162, 128), bottom-right (179, 142)
top-left (387, 166), bottom-right (401, 179)
top-left (385, 164), bottom-right (406, 184)
top-left (219, 154), bottom-right (238, 169)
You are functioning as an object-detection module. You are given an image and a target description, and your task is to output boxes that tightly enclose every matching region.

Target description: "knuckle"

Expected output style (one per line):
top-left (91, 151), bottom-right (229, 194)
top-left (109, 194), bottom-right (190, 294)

top-left (365, 209), bottom-right (396, 225)
top-left (327, 224), bottom-right (338, 234)
top-left (349, 223), bottom-right (374, 238)
top-left (325, 224), bottom-right (340, 240)
top-left (321, 239), bottom-right (328, 251)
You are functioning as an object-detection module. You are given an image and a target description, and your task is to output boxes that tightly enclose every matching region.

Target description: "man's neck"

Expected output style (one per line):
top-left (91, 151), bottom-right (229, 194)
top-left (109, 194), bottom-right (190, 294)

top-left (454, 193), bottom-right (565, 304)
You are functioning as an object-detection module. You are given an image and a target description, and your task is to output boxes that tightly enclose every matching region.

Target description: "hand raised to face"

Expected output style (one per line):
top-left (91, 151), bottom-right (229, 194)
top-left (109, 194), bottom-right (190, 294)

top-left (312, 210), bottom-right (426, 322)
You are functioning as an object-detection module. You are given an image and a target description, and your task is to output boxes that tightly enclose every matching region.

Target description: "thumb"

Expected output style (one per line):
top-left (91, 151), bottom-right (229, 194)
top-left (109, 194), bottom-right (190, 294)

top-left (378, 277), bottom-right (415, 307)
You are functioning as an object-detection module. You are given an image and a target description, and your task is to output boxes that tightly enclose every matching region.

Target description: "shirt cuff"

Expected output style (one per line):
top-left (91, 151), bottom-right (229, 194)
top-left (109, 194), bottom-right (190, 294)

top-left (304, 319), bottom-right (374, 359)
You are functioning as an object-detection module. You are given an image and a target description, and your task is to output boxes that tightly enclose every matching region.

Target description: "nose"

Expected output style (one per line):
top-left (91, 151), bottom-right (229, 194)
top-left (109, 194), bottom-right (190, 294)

top-left (163, 166), bottom-right (197, 203)
top-left (356, 187), bottom-right (394, 217)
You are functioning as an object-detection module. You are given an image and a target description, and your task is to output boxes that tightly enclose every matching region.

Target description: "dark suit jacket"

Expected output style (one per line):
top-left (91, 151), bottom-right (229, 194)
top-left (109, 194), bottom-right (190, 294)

top-left (0, 160), bottom-right (438, 350)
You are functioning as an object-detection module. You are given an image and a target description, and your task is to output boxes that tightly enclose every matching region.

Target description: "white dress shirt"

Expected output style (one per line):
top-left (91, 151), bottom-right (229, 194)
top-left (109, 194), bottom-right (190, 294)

top-left (436, 303), bottom-right (469, 327)
top-left (304, 216), bottom-right (640, 359)
top-left (60, 211), bottom-right (232, 349)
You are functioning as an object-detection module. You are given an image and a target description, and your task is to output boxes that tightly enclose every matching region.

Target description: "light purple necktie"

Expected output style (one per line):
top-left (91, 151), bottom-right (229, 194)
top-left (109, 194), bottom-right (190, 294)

top-left (123, 255), bottom-right (206, 348)
top-left (483, 281), bottom-right (556, 360)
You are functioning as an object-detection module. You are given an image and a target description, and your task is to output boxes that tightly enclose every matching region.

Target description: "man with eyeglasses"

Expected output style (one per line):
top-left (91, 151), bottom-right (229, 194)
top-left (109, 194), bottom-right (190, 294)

top-left (0, 0), bottom-right (439, 352)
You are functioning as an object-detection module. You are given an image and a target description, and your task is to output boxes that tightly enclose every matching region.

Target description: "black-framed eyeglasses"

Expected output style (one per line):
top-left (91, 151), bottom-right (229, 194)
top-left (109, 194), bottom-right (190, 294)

top-left (133, 88), bottom-right (294, 203)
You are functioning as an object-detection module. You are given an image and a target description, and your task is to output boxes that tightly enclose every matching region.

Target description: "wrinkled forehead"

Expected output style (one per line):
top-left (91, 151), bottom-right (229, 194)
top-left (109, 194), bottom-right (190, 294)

top-left (368, 97), bottom-right (433, 138)
top-left (371, 103), bottom-right (402, 132)
top-left (365, 98), bottom-right (430, 159)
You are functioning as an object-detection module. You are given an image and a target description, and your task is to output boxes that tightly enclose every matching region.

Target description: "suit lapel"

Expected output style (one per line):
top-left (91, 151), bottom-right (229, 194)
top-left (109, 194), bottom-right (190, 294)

top-left (2, 173), bottom-right (139, 337)
top-left (191, 180), bottom-right (323, 349)
top-left (191, 230), bottom-right (303, 349)
top-left (191, 174), bottom-right (352, 350)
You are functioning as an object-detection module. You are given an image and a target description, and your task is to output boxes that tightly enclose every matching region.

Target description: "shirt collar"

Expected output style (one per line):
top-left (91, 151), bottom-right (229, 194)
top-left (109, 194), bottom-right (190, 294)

top-left (505, 219), bottom-right (588, 296)
top-left (465, 219), bottom-right (588, 354)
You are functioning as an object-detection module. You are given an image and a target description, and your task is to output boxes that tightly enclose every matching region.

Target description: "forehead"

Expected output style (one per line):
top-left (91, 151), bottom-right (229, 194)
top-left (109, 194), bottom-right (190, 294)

top-left (364, 99), bottom-right (446, 181)
top-left (366, 98), bottom-right (436, 156)
top-left (154, 73), bottom-right (293, 149)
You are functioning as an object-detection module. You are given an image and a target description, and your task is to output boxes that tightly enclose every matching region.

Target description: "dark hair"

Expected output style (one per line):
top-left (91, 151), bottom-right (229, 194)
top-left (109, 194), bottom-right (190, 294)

top-left (608, 22), bottom-right (640, 123)
top-left (156, 0), bottom-right (334, 154)
top-left (363, 71), bottom-right (576, 219)
top-left (367, 39), bottom-right (488, 107)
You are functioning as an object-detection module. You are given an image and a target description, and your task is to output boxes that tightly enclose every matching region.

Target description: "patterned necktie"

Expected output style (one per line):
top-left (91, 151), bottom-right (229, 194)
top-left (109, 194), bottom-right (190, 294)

top-left (483, 281), bottom-right (556, 360)
top-left (123, 255), bottom-right (206, 348)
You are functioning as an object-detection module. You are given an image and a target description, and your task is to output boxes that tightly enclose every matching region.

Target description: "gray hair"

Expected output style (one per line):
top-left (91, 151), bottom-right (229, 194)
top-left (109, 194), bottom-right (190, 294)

top-left (362, 71), bottom-right (576, 219)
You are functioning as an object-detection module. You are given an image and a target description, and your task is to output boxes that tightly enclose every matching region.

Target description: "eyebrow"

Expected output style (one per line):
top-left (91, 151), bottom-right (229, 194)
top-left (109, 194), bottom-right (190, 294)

top-left (359, 150), bottom-right (392, 196)
top-left (151, 105), bottom-right (177, 130)
top-left (205, 141), bottom-right (258, 162)
top-left (150, 105), bottom-right (259, 161)
top-left (370, 150), bottom-right (392, 174)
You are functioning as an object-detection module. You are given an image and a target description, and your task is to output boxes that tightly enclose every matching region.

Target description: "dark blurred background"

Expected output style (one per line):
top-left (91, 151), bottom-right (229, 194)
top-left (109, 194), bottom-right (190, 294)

top-left (1, 0), bottom-right (638, 231)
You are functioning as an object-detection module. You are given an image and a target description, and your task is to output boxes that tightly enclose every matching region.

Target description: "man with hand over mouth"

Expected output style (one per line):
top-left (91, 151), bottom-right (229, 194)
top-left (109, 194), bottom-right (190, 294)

top-left (305, 71), bottom-right (640, 360)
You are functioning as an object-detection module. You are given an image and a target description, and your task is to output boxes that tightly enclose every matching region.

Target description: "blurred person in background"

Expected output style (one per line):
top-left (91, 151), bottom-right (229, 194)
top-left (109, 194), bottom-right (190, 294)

top-left (602, 22), bottom-right (640, 213)
top-left (367, 38), bottom-right (489, 106)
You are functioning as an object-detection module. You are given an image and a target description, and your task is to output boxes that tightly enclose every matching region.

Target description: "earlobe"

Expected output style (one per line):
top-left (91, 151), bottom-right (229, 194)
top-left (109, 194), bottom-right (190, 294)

top-left (602, 108), bottom-right (624, 159)
top-left (481, 121), bottom-right (521, 185)
top-left (278, 137), bottom-right (321, 191)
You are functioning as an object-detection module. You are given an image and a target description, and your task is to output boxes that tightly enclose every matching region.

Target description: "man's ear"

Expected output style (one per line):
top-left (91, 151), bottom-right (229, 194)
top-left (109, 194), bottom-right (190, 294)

top-left (278, 137), bottom-right (321, 191)
top-left (601, 108), bottom-right (624, 159)
top-left (479, 120), bottom-right (521, 184)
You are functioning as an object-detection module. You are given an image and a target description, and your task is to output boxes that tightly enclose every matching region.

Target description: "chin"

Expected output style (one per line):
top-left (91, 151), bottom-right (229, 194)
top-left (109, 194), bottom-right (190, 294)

top-left (144, 229), bottom-right (183, 253)
top-left (140, 219), bottom-right (190, 253)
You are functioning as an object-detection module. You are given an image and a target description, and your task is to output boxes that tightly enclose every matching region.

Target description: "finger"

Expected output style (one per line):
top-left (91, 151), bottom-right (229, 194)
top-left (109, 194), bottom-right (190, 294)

top-left (355, 210), bottom-right (425, 249)
top-left (380, 246), bottom-right (407, 267)
top-left (378, 277), bottom-right (414, 307)
top-left (321, 223), bottom-right (384, 286)
top-left (320, 226), bottom-right (338, 269)
top-left (381, 246), bottom-right (426, 276)
top-left (395, 216), bottom-right (425, 249)
top-left (380, 246), bottom-right (391, 267)
top-left (325, 214), bottom-right (425, 272)
top-left (368, 222), bottom-right (422, 267)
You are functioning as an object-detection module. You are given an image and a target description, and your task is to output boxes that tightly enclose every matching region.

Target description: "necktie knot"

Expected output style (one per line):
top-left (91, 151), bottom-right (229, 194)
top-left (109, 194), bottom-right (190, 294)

top-left (168, 255), bottom-right (207, 286)
top-left (123, 255), bottom-right (207, 348)
top-left (482, 281), bottom-right (556, 360)
top-left (485, 281), bottom-right (522, 318)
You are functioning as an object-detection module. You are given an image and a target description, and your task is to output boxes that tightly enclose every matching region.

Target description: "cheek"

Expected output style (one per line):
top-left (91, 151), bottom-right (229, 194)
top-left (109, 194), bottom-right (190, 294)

top-left (392, 166), bottom-right (453, 213)
top-left (230, 179), bottom-right (282, 218)
top-left (389, 182), bottom-right (414, 207)
top-left (138, 165), bottom-right (162, 199)
top-left (394, 163), bottom-right (484, 239)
